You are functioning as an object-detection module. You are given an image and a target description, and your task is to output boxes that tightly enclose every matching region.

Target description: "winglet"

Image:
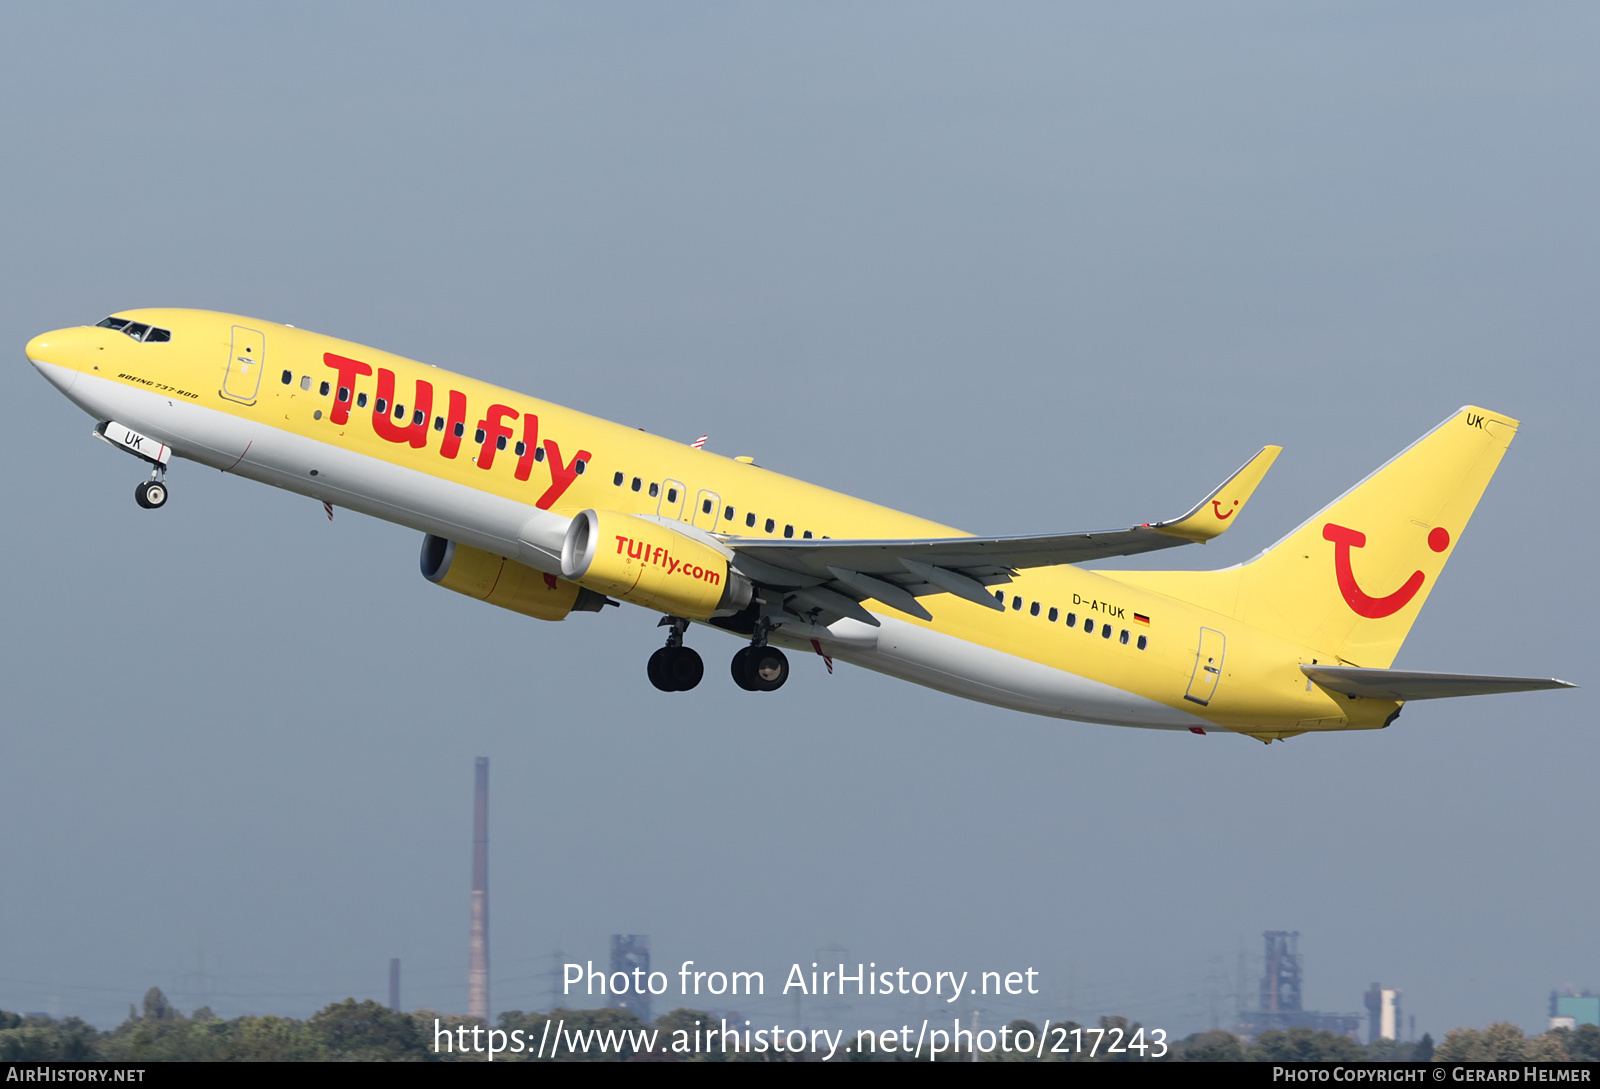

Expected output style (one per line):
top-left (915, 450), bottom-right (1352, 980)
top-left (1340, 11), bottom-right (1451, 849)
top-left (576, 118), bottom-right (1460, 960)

top-left (1151, 445), bottom-right (1281, 542)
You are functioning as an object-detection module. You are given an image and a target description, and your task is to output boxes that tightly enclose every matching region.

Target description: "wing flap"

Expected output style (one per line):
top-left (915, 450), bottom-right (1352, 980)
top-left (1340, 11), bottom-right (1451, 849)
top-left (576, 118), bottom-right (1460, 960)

top-left (1302, 666), bottom-right (1576, 701)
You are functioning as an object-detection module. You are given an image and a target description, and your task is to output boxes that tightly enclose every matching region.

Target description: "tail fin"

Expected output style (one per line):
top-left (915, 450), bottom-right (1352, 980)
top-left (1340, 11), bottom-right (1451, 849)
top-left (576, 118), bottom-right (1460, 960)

top-left (1106, 407), bottom-right (1518, 667)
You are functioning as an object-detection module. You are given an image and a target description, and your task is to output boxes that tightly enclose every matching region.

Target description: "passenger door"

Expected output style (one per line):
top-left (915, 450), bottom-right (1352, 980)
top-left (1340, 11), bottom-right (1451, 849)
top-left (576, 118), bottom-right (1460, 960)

top-left (1184, 627), bottom-right (1226, 706)
top-left (221, 326), bottom-right (266, 405)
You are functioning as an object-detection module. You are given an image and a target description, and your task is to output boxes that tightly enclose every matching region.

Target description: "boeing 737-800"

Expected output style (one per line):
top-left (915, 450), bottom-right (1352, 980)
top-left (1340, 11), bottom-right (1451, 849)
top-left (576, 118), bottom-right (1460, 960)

top-left (24, 309), bottom-right (1572, 741)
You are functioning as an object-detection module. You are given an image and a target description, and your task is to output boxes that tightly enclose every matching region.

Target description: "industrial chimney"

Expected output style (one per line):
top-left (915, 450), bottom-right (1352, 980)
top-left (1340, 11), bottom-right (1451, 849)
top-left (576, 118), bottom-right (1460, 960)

top-left (469, 757), bottom-right (489, 1021)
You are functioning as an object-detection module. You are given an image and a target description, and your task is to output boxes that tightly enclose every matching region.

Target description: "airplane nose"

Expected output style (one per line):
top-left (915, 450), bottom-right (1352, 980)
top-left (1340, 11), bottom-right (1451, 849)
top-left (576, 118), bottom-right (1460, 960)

top-left (25, 327), bottom-right (89, 394)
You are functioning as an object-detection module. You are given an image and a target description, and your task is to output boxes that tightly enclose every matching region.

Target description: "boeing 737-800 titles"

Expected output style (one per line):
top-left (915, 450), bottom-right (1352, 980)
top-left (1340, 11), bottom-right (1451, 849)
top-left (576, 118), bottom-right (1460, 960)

top-left (24, 310), bottom-right (1572, 741)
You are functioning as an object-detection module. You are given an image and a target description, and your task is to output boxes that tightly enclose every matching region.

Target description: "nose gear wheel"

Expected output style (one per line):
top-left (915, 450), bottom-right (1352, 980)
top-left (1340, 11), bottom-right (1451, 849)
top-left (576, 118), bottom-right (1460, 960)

top-left (135, 480), bottom-right (168, 509)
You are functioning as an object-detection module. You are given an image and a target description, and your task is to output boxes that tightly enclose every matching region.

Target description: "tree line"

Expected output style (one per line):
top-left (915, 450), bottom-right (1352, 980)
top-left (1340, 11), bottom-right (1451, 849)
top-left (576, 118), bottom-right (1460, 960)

top-left (2, 990), bottom-right (1596, 1062)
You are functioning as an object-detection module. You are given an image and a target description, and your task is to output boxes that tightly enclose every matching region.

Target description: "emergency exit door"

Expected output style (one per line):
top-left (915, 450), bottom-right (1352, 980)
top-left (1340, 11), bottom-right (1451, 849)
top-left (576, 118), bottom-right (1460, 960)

top-left (657, 479), bottom-right (686, 520)
top-left (692, 490), bottom-right (722, 530)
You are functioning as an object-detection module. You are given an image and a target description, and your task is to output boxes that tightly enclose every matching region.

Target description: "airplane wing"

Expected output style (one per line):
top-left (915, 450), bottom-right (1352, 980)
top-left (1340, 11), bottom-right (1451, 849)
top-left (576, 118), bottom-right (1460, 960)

top-left (1302, 666), bottom-right (1576, 701)
top-left (724, 445), bottom-right (1280, 624)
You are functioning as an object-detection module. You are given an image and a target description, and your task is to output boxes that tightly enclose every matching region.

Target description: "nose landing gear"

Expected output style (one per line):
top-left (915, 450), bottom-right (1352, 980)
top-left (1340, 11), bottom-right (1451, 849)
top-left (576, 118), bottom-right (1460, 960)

top-left (648, 617), bottom-right (704, 692)
top-left (134, 469), bottom-right (168, 509)
top-left (95, 422), bottom-right (172, 510)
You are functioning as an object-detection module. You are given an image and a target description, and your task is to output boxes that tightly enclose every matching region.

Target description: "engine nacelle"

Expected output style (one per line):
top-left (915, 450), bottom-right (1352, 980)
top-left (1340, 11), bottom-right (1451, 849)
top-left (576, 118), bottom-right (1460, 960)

top-left (560, 509), bottom-right (752, 620)
top-left (421, 535), bottom-right (609, 621)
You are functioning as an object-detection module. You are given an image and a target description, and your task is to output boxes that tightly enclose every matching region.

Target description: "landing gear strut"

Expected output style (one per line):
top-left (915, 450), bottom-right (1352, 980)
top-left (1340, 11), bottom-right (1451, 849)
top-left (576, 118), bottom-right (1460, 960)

top-left (731, 620), bottom-right (789, 692)
top-left (648, 617), bottom-right (704, 692)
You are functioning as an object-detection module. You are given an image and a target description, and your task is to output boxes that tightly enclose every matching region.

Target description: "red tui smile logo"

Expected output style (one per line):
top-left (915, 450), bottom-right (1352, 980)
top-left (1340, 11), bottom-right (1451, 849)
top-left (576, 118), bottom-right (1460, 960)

top-left (1323, 523), bottom-right (1450, 618)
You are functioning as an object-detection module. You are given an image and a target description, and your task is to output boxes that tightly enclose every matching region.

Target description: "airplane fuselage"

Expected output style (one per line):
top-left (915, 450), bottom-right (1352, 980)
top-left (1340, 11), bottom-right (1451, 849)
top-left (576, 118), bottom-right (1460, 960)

top-left (26, 309), bottom-right (1399, 737)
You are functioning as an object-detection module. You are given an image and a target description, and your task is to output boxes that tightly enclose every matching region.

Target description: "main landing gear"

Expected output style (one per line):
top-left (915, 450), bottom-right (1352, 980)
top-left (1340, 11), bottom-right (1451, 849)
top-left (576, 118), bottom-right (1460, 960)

top-left (645, 616), bottom-right (791, 693)
top-left (731, 622), bottom-right (789, 692)
top-left (648, 618), bottom-right (705, 692)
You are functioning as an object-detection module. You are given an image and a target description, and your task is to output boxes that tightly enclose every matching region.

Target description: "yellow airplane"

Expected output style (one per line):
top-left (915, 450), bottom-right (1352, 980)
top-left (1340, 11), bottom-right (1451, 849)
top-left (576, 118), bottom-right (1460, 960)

top-left (25, 309), bottom-right (1573, 741)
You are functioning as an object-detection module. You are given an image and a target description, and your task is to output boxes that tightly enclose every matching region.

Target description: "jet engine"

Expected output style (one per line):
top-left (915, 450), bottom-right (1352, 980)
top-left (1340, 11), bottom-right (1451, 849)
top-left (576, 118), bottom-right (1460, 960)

top-left (420, 535), bottom-right (609, 621)
top-left (560, 509), bottom-right (752, 620)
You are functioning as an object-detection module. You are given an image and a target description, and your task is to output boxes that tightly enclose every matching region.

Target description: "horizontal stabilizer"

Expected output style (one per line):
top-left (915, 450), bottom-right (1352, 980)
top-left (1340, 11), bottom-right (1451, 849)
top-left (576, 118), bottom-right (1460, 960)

top-left (1302, 666), bottom-right (1576, 701)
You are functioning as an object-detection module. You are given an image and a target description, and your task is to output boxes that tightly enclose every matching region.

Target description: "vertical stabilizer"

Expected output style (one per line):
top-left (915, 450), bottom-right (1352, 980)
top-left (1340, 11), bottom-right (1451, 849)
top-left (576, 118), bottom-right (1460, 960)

top-left (1107, 407), bottom-right (1517, 667)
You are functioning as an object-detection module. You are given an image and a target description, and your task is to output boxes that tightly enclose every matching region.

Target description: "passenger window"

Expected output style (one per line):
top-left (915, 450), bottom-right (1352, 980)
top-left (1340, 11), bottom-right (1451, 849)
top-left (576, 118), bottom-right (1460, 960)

top-left (803, 530), bottom-right (813, 539)
top-left (724, 505), bottom-right (734, 520)
top-left (496, 435), bottom-right (508, 451)
top-left (1102, 624), bottom-right (1112, 638)
top-left (534, 447), bottom-right (545, 462)
top-left (631, 477), bottom-right (642, 492)
top-left (339, 387), bottom-right (350, 403)
top-left (1084, 617), bottom-right (1093, 632)
top-left (301, 376), bottom-right (312, 391)
top-left (474, 428), bottom-right (486, 443)
top-left (434, 416), bottom-right (444, 431)
top-left (575, 460), bottom-right (586, 474)
top-left (281, 370), bottom-right (293, 385)
top-left (702, 499), bottom-right (713, 514)
top-left (1030, 602), bottom-right (1040, 617)
top-left (144, 327), bottom-right (171, 343)
top-left (413, 410), bottom-right (425, 426)
top-left (784, 525), bottom-right (794, 538)
top-left (1137, 635), bottom-right (1148, 650)
top-left (1012, 596), bottom-right (1022, 611)
top-left (1048, 607), bottom-right (1059, 622)
top-left (667, 487), bottom-right (677, 502)
top-left (319, 381), bottom-right (331, 396)
top-left (1065, 612), bottom-right (1076, 626)
top-left (1120, 630), bottom-right (1129, 644)
top-left (453, 422), bottom-right (464, 438)
top-left (746, 513), bottom-right (756, 528)
top-left (394, 403), bottom-right (405, 419)
top-left (514, 441), bottom-right (526, 456)
top-left (764, 518), bottom-right (775, 533)
top-left (376, 398), bottom-right (389, 413)
top-left (994, 591), bottom-right (1004, 604)
top-left (357, 392), bottom-right (369, 408)
top-left (614, 471), bottom-right (625, 486)
top-left (649, 483), bottom-right (660, 498)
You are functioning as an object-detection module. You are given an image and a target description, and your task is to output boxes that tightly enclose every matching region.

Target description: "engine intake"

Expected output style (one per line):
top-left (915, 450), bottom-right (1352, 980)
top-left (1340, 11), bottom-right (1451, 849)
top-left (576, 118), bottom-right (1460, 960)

top-left (560, 509), bottom-right (752, 620)
top-left (421, 535), bottom-right (608, 621)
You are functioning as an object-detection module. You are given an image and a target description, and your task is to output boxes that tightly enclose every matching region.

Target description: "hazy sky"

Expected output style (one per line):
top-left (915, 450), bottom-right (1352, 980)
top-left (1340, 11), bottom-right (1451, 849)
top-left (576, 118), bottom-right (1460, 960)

top-left (2, 3), bottom-right (1595, 1039)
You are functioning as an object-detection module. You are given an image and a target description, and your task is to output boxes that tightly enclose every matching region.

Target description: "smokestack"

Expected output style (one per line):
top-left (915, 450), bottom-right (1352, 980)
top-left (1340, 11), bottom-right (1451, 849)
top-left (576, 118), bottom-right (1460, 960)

top-left (389, 958), bottom-right (400, 1011)
top-left (469, 757), bottom-right (489, 1021)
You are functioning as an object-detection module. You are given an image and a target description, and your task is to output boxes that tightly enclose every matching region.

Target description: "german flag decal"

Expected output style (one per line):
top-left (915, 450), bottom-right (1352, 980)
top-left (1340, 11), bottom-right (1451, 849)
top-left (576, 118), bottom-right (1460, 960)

top-left (1133, 613), bottom-right (1150, 625)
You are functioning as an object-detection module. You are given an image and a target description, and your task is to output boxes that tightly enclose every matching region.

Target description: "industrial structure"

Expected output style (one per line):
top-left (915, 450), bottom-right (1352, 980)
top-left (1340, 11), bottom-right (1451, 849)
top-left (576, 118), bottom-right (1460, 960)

top-left (1364, 983), bottom-right (1402, 1043)
top-left (610, 935), bottom-right (651, 1023)
top-left (469, 757), bottom-right (489, 1021)
top-left (1550, 989), bottom-right (1599, 1031)
top-left (1237, 931), bottom-right (1361, 1040)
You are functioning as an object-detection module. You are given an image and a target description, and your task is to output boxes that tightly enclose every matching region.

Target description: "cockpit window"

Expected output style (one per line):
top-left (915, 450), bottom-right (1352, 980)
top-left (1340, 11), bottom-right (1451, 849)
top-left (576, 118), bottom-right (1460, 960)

top-left (95, 316), bottom-right (171, 343)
